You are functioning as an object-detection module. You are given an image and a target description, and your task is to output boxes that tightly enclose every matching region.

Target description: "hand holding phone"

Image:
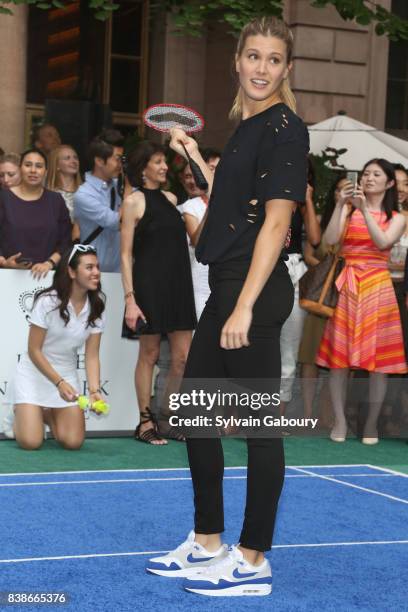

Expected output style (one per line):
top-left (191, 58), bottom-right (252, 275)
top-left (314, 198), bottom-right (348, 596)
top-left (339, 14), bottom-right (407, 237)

top-left (124, 301), bottom-right (147, 332)
top-left (6, 253), bottom-right (32, 269)
top-left (17, 257), bottom-right (33, 266)
top-left (346, 171), bottom-right (359, 194)
top-left (135, 317), bottom-right (148, 333)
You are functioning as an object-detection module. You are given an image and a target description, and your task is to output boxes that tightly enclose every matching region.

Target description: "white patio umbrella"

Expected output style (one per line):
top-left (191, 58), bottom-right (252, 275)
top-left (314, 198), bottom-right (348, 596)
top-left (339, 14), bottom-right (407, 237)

top-left (308, 114), bottom-right (408, 170)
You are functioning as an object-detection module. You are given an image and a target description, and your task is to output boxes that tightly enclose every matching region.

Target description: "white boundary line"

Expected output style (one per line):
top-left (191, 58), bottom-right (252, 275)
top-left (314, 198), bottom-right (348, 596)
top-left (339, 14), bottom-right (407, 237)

top-left (0, 540), bottom-right (407, 565)
top-left (0, 467), bottom-right (199, 477)
top-left (291, 467), bottom-right (408, 505)
top-left (0, 473), bottom-right (396, 488)
top-left (0, 551), bottom-right (169, 564)
top-left (0, 476), bottom-right (243, 487)
top-left (366, 464), bottom-right (408, 478)
top-left (0, 464), bottom-right (375, 477)
top-left (289, 464), bottom-right (370, 468)
top-left (272, 540), bottom-right (408, 549)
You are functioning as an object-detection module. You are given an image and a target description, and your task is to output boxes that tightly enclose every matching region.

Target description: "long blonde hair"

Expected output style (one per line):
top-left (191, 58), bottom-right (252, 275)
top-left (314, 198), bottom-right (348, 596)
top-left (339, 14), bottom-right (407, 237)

top-left (47, 145), bottom-right (82, 191)
top-left (230, 16), bottom-right (296, 120)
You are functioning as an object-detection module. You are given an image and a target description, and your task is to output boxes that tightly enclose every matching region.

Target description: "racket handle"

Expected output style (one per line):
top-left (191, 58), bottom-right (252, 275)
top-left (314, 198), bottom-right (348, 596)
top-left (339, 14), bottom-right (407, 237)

top-left (182, 144), bottom-right (208, 191)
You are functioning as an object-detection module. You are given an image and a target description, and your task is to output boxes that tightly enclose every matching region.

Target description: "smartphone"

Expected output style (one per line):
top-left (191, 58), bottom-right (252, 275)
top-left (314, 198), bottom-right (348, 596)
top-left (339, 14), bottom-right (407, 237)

top-left (346, 171), bottom-right (359, 190)
top-left (17, 257), bottom-right (33, 265)
top-left (135, 317), bottom-right (148, 333)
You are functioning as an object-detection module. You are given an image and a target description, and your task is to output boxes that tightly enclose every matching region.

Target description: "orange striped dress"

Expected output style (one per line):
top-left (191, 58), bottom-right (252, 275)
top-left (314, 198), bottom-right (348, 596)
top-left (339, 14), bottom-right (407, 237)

top-left (316, 209), bottom-right (407, 373)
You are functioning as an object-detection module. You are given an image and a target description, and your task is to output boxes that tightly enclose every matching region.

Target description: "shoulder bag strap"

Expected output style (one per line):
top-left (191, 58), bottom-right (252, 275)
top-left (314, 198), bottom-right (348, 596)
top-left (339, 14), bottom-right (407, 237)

top-left (82, 186), bottom-right (116, 245)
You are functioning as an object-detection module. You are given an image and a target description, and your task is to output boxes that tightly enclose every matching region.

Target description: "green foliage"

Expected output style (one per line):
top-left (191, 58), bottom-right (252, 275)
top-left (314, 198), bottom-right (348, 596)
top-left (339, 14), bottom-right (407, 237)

top-left (311, 0), bottom-right (408, 41)
top-left (153, 0), bottom-right (283, 36)
top-left (1, 0), bottom-right (407, 41)
top-left (156, 0), bottom-right (408, 41)
top-left (310, 147), bottom-right (347, 213)
top-left (0, 0), bottom-right (118, 20)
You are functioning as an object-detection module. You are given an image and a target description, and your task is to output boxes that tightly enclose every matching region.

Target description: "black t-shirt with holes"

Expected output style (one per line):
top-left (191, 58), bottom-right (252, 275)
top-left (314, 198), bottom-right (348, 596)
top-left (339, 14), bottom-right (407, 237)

top-left (195, 102), bottom-right (309, 265)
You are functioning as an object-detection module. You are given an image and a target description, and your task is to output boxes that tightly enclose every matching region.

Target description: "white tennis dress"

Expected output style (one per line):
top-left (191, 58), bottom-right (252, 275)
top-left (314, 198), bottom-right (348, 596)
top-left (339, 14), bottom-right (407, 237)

top-left (13, 292), bottom-right (105, 408)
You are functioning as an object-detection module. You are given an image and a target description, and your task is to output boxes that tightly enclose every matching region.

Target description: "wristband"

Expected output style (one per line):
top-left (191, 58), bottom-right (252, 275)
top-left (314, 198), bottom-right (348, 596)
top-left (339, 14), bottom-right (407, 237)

top-left (89, 388), bottom-right (101, 394)
top-left (124, 291), bottom-right (135, 300)
top-left (55, 378), bottom-right (64, 388)
top-left (47, 258), bottom-right (56, 270)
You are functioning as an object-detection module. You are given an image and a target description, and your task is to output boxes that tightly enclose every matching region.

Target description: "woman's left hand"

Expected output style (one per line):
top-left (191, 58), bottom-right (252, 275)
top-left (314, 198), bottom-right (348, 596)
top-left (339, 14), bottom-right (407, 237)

top-left (89, 391), bottom-right (103, 409)
top-left (31, 261), bottom-right (53, 280)
top-left (220, 304), bottom-right (252, 350)
top-left (351, 186), bottom-right (367, 212)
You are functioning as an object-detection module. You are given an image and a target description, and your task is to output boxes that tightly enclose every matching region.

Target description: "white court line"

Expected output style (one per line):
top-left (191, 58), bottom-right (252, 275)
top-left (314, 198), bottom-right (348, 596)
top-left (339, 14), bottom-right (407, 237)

top-left (272, 540), bottom-right (408, 549)
top-left (0, 476), bottom-right (243, 487)
top-left (289, 464), bottom-right (369, 468)
top-left (0, 540), bottom-right (407, 565)
top-left (0, 473), bottom-right (396, 489)
top-left (0, 467), bottom-right (236, 477)
top-left (0, 464), bottom-right (371, 477)
top-left (366, 464), bottom-right (408, 478)
top-left (0, 551), bottom-right (170, 564)
top-left (291, 467), bottom-right (408, 505)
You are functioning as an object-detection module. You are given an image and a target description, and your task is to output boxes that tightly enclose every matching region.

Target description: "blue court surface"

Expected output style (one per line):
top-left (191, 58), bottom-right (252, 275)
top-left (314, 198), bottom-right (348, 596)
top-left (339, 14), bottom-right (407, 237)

top-left (0, 464), bottom-right (407, 611)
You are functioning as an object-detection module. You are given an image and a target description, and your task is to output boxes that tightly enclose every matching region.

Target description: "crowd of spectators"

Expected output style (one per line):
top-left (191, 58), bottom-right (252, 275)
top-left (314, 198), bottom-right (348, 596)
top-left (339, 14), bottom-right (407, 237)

top-left (1, 121), bottom-right (408, 446)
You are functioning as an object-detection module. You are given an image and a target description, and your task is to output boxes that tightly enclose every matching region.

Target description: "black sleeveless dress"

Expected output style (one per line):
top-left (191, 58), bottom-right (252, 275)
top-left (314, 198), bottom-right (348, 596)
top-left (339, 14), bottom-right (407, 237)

top-left (122, 187), bottom-right (197, 337)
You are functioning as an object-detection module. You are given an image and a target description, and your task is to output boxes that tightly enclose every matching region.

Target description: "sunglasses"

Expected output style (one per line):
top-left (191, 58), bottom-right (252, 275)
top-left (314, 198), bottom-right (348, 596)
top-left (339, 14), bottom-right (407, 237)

top-left (68, 244), bottom-right (97, 265)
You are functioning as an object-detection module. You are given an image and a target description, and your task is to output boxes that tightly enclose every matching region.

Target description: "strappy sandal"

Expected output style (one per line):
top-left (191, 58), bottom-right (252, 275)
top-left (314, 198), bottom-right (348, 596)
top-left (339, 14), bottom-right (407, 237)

top-left (134, 408), bottom-right (167, 445)
top-left (157, 418), bottom-right (186, 442)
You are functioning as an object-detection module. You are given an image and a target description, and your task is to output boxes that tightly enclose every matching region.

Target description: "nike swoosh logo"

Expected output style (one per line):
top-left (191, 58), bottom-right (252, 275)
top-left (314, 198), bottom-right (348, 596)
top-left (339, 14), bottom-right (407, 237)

top-left (186, 553), bottom-right (214, 564)
top-left (232, 568), bottom-right (259, 579)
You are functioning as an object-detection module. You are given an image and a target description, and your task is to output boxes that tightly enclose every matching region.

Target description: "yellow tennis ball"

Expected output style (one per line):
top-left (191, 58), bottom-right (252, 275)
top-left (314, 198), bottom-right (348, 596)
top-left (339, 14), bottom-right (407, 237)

top-left (78, 395), bottom-right (89, 410)
top-left (92, 400), bottom-right (110, 414)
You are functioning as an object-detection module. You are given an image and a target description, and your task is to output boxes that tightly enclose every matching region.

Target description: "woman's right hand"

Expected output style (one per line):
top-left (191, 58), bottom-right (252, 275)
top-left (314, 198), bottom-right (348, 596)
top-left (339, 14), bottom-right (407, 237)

top-left (125, 301), bottom-right (146, 331)
top-left (337, 181), bottom-right (355, 207)
top-left (1, 252), bottom-right (32, 270)
top-left (57, 381), bottom-right (78, 403)
top-left (169, 128), bottom-right (199, 160)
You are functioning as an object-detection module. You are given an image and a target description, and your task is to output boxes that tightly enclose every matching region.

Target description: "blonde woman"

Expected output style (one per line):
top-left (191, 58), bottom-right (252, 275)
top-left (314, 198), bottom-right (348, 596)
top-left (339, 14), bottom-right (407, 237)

top-left (47, 145), bottom-right (82, 241)
top-left (147, 16), bottom-right (309, 597)
top-left (0, 153), bottom-right (21, 189)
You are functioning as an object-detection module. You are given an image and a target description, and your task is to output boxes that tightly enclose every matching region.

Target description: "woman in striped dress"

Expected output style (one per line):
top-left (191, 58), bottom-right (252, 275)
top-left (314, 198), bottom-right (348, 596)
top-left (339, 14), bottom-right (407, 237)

top-left (316, 159), bottom-right (407, 444)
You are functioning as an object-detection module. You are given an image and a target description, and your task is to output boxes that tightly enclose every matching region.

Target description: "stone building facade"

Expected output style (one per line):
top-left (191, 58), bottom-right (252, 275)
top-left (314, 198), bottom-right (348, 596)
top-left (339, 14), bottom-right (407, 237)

top-left (150, 0), bottom-right (394, 146)
top-left (0, 0), bottom-right (405, 153)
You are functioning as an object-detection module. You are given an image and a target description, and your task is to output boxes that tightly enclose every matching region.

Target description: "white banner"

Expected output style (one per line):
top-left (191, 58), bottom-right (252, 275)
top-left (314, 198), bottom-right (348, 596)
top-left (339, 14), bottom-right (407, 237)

top-left (0, 270), bottom-right (139, 433)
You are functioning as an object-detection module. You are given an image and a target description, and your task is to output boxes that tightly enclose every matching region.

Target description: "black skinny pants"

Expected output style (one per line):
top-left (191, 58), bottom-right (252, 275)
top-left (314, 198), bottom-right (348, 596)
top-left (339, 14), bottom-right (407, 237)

top-left (184, 258), bottom-right (294, 552)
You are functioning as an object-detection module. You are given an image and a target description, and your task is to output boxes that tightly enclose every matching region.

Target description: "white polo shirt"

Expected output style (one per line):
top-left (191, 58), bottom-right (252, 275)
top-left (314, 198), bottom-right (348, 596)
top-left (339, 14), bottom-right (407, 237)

top-left (13, 291), bottom-right (105, 408)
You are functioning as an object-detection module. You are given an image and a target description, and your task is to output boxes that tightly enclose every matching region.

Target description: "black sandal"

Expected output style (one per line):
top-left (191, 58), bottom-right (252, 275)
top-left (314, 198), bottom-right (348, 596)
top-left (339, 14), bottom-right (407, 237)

top-left (157, 419), bottom-right (186, 442)
top-left (134, 408), bottom-right (166, 445)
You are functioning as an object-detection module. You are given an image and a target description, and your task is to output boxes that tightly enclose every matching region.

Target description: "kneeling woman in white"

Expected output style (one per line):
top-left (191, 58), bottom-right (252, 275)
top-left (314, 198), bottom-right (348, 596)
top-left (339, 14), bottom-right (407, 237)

top-left (13, 244), bottom-right (105, 450)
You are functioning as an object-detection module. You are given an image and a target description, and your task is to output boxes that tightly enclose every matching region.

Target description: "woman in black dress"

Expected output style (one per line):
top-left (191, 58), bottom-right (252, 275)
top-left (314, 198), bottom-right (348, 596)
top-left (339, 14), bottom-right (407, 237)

top-left (121, 142), bottom-right (196, 444)
top-left (146, 16), bottom-right (309, 596)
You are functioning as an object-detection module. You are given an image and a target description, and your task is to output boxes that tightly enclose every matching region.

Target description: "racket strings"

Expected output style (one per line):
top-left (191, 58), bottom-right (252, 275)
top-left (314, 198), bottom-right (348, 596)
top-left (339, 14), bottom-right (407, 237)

top-left (144, 104), bottom-right (204, 133)
top-left (149, 112), bottom-right (197, 129)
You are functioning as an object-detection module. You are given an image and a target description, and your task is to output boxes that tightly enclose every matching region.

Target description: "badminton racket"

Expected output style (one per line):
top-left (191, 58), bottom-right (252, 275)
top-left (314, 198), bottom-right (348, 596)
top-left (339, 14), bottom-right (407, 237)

top-left (143, 103), bottom-right (208, 191)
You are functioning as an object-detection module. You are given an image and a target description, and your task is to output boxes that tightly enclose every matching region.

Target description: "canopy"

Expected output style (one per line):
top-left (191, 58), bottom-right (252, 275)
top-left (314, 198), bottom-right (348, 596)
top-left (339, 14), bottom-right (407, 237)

top-left (308, 115), bottom-right (408, 170)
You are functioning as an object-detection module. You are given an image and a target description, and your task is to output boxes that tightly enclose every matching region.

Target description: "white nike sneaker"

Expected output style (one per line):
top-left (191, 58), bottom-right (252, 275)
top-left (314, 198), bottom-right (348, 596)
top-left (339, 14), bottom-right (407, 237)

top-left (183, 545), bottom-right (272, 596)
top-left (146, 531), bottom-right (228, 578)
